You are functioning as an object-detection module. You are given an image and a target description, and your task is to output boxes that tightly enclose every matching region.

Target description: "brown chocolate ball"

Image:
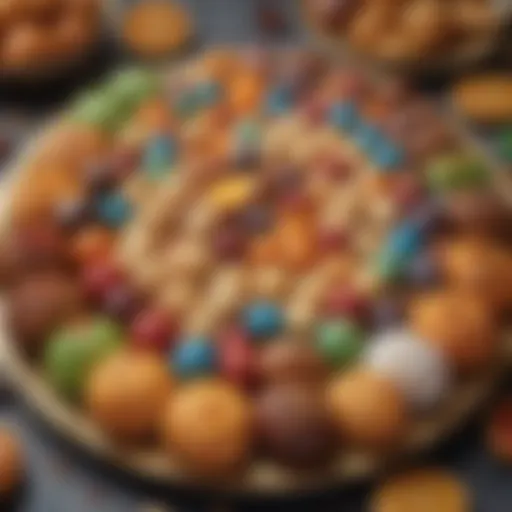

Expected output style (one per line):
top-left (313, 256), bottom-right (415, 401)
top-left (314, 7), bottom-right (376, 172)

top-left (443, 191), bottom-right (512, 240)
top-left (258, 340), bottom-right (327, 386)
top-left (7, 273), bottom-right (83, 355)
top-left (255, 383), bottom-right (337, 468)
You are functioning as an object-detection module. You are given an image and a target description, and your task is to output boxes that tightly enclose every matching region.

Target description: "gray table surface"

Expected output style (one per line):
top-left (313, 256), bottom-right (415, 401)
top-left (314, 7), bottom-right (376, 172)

top-left (1, 1), bottom-right (512, 511)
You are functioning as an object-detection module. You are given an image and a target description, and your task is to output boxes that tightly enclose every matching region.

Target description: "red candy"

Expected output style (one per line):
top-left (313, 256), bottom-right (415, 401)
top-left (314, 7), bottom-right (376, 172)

top-left (81, 260), bottom-right (124, 304)
top-left (390, 174), bottom-right (425, 214)
top-left (317, 228), bottom-right (349, 253)
top-left (102, 283), bottom-right (144, 323)
top-left (218, 327), bottom-right (257, 388)
top-left (131, 308), bottom-right (177, 353)
top-left (322, 286), bottom-right (370, 322)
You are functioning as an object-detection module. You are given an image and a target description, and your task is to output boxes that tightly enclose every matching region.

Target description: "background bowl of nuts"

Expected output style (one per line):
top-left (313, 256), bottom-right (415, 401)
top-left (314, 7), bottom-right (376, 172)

top-left (0, 0), bottom-right (105, 83)
top-left (304, 0), bottom-right (511, 75)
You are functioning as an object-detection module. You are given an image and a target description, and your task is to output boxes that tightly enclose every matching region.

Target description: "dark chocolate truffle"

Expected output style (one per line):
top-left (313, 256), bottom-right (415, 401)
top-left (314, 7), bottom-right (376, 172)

top-left (255, 383), bottom-right (336, 468)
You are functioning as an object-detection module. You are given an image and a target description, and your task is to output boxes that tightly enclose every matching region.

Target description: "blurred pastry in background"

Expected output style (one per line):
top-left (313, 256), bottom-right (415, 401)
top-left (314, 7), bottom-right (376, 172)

top-left (305, 0), bottom-right (499, 64)
top-left (0, 0), bottom-right (101, 75)
top-left (121, 0), bottom-right (193, 59)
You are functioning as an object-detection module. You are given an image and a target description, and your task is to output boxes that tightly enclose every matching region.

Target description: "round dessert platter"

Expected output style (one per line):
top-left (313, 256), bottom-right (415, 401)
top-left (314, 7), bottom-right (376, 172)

top-left (302, 0), bottom-right (511, 75)
top-left (0, 47), bottom-right (512, 494)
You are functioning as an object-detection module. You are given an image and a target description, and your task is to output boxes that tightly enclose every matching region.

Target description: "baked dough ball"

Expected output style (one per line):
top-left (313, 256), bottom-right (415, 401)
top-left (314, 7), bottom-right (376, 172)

top-left (0, 428), bottom-right (23, 496)
top-left (326, 369), bottom-right (409, 449)
top-left (439, 238), bottom-right (512, 310)
top-left (409, 290), bottom-right (497, 373)
top-left (161, 379), bottom-right (252, 477)
top-left (85, 351), bottom-right (173, 443)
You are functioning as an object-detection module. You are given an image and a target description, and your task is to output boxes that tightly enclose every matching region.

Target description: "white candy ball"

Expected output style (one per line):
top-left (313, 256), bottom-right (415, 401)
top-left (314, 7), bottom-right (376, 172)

top-left (364, 328), bottom-right (452, 412)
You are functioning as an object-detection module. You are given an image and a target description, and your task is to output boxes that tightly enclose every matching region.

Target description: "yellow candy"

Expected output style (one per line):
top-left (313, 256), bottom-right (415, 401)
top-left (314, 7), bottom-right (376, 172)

top-left (208, 176), bottom-right (256, 212)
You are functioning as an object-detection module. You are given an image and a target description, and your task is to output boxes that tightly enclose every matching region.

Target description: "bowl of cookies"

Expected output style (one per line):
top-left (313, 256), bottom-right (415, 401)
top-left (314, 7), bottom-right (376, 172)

top-left (0, 0), bottom-right (103, 82)
top-left (304, 0), bottom-right (509, 74)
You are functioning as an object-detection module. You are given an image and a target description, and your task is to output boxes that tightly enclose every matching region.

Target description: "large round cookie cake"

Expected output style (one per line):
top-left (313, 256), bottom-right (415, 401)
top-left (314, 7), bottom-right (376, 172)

top-left (1, 48), bottom-right (512, 492)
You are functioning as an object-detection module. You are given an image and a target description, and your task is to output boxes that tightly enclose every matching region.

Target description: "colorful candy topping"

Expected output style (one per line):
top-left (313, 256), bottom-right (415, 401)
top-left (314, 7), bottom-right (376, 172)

top-left (2, 49), bottom-right (511, 481)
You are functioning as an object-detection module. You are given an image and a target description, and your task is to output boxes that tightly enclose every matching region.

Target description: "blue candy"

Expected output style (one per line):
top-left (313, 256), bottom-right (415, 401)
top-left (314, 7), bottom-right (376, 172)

top-left (374, 140), bottom-right (405, 171)
top-left (194, 80), bottom-right (222, 107)
top-left (174, 89), bottom-right (199, 118)
top-left (356, 123), bottom-right (382, 153)
top-left (144, 135), bottom-right (177, 179)
top-left (172, 337), bottom-right (217, 379)
top-left (96, 193), bottom-right (132, 228)
top-left (377, 221), bottom-right (425, 280)
top-left (329, 101), bottom-right (359, 133)
top-left (266, 85), bottom-right (293, 116)
top-left (243, 302), bottom-right (284, 340)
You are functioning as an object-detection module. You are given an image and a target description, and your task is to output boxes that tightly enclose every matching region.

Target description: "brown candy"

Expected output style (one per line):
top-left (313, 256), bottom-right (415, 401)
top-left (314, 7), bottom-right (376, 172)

top-left (86, 351), bottom-right (173, 443)
top-left (255, 383), bottom-right (336, 468)
top-left (258, 340), bottom-right (327, 386)
top-left (409, 290), bottom-right (497, 373)
top-left (7, 273), bottom-right (83, 355)
top-left (327, 369), bottom-right (409, 449)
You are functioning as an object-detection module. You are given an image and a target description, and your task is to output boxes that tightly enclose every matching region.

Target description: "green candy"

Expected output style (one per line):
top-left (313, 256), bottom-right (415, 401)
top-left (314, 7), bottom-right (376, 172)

top-left (498, 128), bottom-right (512, 163)
top-left (427, 154), bottom-right (489, 192)
top-left (44, 317), bottom-right (124, 401)
top-left (315, 320), bottom-right (365, 370)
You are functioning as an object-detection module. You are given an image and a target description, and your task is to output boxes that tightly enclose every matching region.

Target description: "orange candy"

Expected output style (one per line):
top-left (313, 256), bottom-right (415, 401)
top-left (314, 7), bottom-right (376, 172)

top-left (229, 72), bottom-right (265, 115)
top-left (250, 234), bottom-right (280, 266)
top-left (276, 217), bottom-right (317, 271)
top-left (134, 98), bottom-right (174, 132)
top-left (409, 290), bottom-right (497, 374)
top-left (71, 226), bottom-right (116, 264)
top-left (201, 50), bottom-right (238, 81)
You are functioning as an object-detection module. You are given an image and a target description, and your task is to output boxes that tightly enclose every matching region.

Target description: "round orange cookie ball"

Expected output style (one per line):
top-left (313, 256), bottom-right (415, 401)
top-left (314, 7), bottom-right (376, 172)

top-left (409, 290), bottom-right (497, 374)
top-left (85, 351), bottom-right (173, 443)
top-left (440, 238), bottom-right (512, 311)
top-left (326, 369), bottom-right (409, 449)
top-left (161, 379), bottom-right (252, 477)
top-left (0, 428), bottom-right (23, 496)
